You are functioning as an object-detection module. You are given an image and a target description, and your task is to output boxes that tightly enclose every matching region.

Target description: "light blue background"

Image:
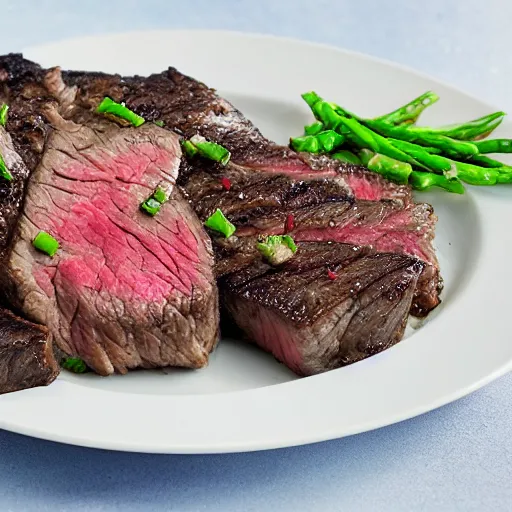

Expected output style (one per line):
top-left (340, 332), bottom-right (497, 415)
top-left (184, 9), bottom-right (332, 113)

top-left (1, 1), bottom-right (511, 510)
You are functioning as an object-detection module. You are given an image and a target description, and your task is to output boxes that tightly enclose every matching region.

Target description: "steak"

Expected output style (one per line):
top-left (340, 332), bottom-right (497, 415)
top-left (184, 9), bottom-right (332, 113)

top-left (0, 308), bottom-right (59, 394)
top-left (0, 54), bottom-right (442, 377)
top-left (0, 59), bottom-right (219, 376)
top-left (221, 242), bottom-right (424, 375)
top-left (62, 65), bottom-right (412, 205)
top-left (59, 60), bottom-right (441, 367)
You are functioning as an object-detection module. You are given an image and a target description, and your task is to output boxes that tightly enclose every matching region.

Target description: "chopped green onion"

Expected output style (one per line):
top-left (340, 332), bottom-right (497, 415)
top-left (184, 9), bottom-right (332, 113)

top-left (0, 153), bottom-right (12, 181)
top-left (204, 209), bottom-right (236, 238)
top-left (257, 235), bottom-right (297, 266)
top-left (140, 187), bottom-right (169, 217)
top-left (153, 120), bottom-right (165, 127)
top-left (96, 97), bottom-right (145, 127)
top-left (181, 139), bottom-right (199, 158)
top-left (153, 187), bottom-right (167, 203)
top-left (32, 231), bottom-right (59, 257)
top-left (0, 104), bottom-right (8, 126)
top-left (140, 197), bottom-right (162, 216)
top-left (61, 357), bottom-right (88, 373)
top-left (189, 135), bottom-right (231, 165)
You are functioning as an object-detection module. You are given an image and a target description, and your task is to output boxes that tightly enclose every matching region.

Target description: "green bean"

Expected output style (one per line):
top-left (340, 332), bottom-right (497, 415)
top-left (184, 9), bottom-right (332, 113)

top-left (389, 139), bottom-right (451, 174)
top-left (473, 139), bottom-right (512, 154)
top-left (389, 138), bottom-right (500, 185)
top-left (388, 139), bottom-right (442, 154)
top-left (456, 163), bottom-right (499, 185)
top-left (365, 119), bottom-right (479, 158)
top-left (467, 154), bottom-right (507, 169)
top-left (331, 150), bottom-right (362, 165)
top-left (290, 135), bottom-right (321, 153)
top-left (311, 101), bottom-right (428, 170)
top-left (302, 91), bottom-right (323, 110)
top-left (410, 171), bottom-right (465, 194)
top-left (496, 172), bottom-right (512, 184)
top-left (373, 91), bottom-right (439, 126)
top-left (290, 130), bottom-right (344, 153)
top-left (424, 111), bottom-right (505, 141)
top-left (304, 121), bottom-right (324, 135)
top-left (359, 149), bottom-right (412, 184)
top-left (316, 130), bottom-right (345, 152)
top-left (302, 92), bottom-right (479, 158)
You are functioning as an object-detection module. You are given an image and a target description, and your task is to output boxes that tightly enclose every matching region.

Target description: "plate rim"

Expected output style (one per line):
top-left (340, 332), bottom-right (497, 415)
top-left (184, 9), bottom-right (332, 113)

top-left (0, 29), bottom-right (509, 454)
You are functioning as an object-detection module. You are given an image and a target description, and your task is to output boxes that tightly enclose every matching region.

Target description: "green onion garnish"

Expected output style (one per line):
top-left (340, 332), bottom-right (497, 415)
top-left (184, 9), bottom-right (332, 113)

top-left (140, 187), bottom-right (169, 216)
top-left (257, 235), bottom-right (297, 265)
top-left (96, 97), bottom-right (145, 127)
top-left (140, 197), bottom-right (162, 216)
top-left (153, 120), bottom-right (165, 127)
top-left (204, 209), bottom-right (236, 238)
top-left (182, 139), bottom-right (199, 158)
top-left (0, 153), bottom-right (12, 181)
top-left (32, 231), bottom-right (59, 257)
top-left (0, 104), bottom-right (8, 126)
top-left (61, 357), bottom-right (88, 373)
top-left (153, 187), bottom-right (167, 203)
top-left (189, 135), bottom-right (231, 165)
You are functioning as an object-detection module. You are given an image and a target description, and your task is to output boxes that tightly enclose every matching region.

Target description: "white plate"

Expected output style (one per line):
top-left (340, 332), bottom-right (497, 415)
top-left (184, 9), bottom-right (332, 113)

top-left (0, 30), bottom-right (510, 453)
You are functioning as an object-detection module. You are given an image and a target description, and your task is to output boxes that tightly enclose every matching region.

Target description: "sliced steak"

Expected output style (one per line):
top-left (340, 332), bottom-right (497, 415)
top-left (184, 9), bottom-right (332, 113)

top-left (0, 54), bottom-right (441, 377)
top-left (0, 308), bottom-right (59, 394)
top-left (180, 159), bottom-right (353, 220)
top-left (225, 198), bottom-right (439, 315)
top-left (221, 242), bottom-right (424, 375)
top-left (0, 120), bottom-right (60, 392)
top-left (61, 65), bottom-right (412, 204)
top-left (6, 118), bottom-right (218, 375)
top-left (177, 160), bottom-right (439, 314)
top-left (0, 63), bottom-right (219, 376)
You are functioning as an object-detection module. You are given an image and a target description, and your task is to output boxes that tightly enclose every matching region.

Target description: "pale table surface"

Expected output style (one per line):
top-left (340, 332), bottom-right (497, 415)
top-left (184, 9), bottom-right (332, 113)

top-left (1, 1), bottom-right (511, 511)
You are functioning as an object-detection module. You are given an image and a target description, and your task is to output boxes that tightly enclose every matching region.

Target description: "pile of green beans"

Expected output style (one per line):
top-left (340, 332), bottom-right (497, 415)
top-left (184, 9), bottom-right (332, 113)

top-left (290, 91), bottom-right (512, 193)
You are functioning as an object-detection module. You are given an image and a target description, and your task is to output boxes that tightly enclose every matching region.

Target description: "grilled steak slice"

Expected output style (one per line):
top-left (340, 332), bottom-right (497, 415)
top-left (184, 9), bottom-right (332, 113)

top-left (7, 119), bottom-right (218, 375)
top-left (180, 159), bottom-right (353, 220)
top-left (0, 125), bottom-right (32, 255)
top-left (221, 242), bottom-right (424, 375)
top-left (61, 65), bottom-right (412, 204)
top-left (225, 199), bottom-right (440, 316)
top-left (0, 308), bottom-right (58, 394)
top-left (179, 160), bottom-right (439, 314)
top-left (0, 65), bottom-right (219, 376)
top-left (0, 116), bottom-right (60, 392)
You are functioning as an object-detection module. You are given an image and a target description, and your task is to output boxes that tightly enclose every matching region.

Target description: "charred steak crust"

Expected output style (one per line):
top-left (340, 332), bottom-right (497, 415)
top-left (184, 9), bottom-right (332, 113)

top-left (0, 307), bottom-right (59, 394)
top-left (221, 243), bottom-right (424, 375)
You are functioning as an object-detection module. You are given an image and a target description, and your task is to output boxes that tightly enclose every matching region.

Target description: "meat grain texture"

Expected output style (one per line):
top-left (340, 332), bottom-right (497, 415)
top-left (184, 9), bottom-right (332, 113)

top-left (0, 56), bottom-right (219, 377)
